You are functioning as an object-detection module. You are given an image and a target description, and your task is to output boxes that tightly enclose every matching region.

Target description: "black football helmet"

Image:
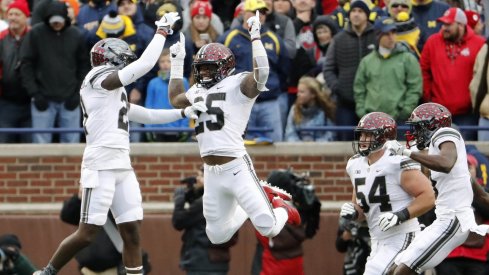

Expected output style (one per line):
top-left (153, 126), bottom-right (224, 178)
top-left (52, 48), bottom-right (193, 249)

top-left (405, 103), bottom-right (452, 150)
top-left (192, 43), bottom-right (236, 88)
top-left (90, 38), bottom-right (137, 69)
top-left (353, 112), bottom-right (397, 156)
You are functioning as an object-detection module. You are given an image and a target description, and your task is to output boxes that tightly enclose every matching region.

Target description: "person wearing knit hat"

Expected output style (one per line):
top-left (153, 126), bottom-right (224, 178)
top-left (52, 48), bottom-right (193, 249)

top-left (0, 0), bottom-right (31, 143)
top-left (349, 0), bottom-right (370, 19)
top-left (98, 10), bottom-right (126, 38)
top-left (191, 0), bottom-right (212, 19)
top-left (6, 0), bottom-right (29, 17)
top-left (464, 10), bottom-right (483, 34)
top-left (184, 0), bottom-right (219, 54)
top-left (60, 0), bottom-right (79, 24)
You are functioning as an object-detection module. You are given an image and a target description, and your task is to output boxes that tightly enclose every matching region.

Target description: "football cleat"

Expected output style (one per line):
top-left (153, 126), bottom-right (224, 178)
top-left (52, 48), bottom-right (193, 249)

top-left (260, 180), bottom-right (292, 202)
top-left (272, 197), bottom-right (301, 226)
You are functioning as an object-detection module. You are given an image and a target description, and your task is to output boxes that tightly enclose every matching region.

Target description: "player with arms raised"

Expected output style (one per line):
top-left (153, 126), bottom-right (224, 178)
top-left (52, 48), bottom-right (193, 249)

top-left (33, 13), bottom-right (206, 275)
top-left (168, 11), bottom-right (300, 245)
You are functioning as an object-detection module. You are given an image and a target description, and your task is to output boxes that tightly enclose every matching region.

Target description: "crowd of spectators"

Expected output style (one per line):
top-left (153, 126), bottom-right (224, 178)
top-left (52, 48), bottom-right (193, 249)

top-left (0, 0), bottom-right (488, 143)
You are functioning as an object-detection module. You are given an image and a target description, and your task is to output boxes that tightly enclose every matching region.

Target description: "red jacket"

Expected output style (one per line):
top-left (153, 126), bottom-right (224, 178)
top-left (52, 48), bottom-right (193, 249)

top-left (420, 27), bottom-right (485, 115)
top-left (447, 220), bottom-right (489, 262)
top-left (255, 224), bottom-right (306, 275)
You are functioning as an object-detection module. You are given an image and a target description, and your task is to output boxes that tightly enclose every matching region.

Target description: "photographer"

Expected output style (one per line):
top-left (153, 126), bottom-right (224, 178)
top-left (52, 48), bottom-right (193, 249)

top-left (251, 169), bottom-right (322, 275)
top-left (335, 217), bottom-right (370, 275)
top-left (0, 234), bottom-right (37, 275)
top-left (172, 167), bottom-right (238, 275)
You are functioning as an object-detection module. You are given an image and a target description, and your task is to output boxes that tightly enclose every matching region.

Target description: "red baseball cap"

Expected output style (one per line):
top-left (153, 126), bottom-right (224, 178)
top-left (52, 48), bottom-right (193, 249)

top-left (437, 7), bottom-right (467, 25)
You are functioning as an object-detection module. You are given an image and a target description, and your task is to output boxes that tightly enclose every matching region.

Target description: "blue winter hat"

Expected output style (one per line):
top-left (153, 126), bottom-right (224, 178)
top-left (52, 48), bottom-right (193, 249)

top-left (374, 16), bottom-right (397, 34)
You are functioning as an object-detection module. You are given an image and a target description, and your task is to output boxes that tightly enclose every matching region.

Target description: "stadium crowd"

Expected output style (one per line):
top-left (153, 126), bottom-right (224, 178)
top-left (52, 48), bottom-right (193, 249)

top-left (1, 0), bottom-right (488, 144)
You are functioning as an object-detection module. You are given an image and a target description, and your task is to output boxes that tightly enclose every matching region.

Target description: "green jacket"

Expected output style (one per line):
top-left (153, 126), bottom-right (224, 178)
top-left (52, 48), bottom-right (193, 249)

top-left (353, 42), bottom-right (422, 121)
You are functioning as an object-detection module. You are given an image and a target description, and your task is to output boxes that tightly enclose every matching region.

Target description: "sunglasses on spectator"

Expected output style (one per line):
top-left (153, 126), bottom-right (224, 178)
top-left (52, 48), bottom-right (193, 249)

top-left (391, 4), bottom-right (409, 8)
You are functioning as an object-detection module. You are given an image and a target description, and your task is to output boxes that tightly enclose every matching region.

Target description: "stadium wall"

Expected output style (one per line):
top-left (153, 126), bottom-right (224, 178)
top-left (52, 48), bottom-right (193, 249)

top-left (2, 142), bottom-right (488, 274)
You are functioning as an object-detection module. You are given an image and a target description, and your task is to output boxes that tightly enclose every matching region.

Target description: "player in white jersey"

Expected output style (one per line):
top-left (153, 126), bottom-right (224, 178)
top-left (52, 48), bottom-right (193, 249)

top-left (340, 112), bottom-right (435, 275)
top-left (34, 13), bottom-right (207, 275)
top-left (167, 11), bottom-right (301, 245)
top-left (385, 103), bottom-right (489, 274)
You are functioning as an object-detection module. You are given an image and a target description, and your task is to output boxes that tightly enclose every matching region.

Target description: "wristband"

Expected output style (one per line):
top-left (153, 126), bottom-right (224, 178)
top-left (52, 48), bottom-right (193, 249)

top-left (402, 149), bottom-right (412, 157)
top-left (394, 208), bottom-right (410, 223)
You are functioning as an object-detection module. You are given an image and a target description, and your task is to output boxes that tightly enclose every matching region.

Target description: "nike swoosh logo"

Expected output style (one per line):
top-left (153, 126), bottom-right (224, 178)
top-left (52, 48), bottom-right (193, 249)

top-left (233, 170), bottom-right (241, 176)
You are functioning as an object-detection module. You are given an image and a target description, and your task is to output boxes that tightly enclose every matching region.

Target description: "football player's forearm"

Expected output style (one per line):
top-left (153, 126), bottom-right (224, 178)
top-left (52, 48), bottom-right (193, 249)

top-left (407, 191), bottom-right (435, 218)
top-left (169, 79), bottom-right (189, 108)
top-left (252, 40), bottom-right (269, 92)
top-left (127, 103), bottom-right (182, 124)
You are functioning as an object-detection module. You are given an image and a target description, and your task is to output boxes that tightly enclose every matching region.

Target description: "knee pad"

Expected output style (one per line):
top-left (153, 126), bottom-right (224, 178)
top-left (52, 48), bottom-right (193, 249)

top-left (252, 213), bottom-right (275, 237)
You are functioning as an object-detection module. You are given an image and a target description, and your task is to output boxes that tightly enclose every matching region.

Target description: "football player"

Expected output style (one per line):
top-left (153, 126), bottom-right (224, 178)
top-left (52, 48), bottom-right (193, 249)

top-left (385, 103), bottom-right (489, 274)
top-left (167, 10), bottom-right (300, 245)
top-left (34, 12), bottom-right (207, 275)
top-left (340, 112), bottom-right (435, 275)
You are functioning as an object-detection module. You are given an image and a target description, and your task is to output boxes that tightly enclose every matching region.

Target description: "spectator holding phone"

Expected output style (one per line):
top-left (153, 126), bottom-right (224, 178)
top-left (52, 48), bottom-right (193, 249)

top-left (183, 1), bottom-right (220, 56)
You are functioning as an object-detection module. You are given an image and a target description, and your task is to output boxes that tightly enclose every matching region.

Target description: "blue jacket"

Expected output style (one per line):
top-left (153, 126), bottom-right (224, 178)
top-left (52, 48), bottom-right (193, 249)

top-left (412, 0), bottom-right (449, 51)
top-left (284, 105), bottom-right (335, 142)
top-left (144, 76), bottom-right (189, 128)
top-left (218, 26), bottom-right (289, 102)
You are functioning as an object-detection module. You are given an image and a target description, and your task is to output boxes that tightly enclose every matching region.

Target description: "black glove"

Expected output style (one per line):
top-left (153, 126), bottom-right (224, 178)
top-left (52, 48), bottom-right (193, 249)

top-left (64, 94), bottom-right (80, 111)
top-left (33, 94), bottom-right (49, 111)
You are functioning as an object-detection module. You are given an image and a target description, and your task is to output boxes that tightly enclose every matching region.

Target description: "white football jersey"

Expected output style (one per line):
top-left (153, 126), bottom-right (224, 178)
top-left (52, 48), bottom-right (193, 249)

top-left (186, 73), bottom-right (256, 158)
top-left (346, 150), bottom-right (421, 240)
top-left (429, 127), bottom-right (473, 212)
top-left (80, 65), bottom-right (132, 170)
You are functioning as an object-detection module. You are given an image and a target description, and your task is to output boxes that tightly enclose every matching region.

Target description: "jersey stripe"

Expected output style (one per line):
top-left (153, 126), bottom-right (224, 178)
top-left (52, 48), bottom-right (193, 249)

top-left (431, 129), bottom-right (461, 145)
top-left (382, 232), bottom-right (416, 274)
top-left (243, 154), bottom-right (276, 219)
top-left (400, 159), bottom-right (421, 170)
top-left (80, 188), bottom-right (92, 223)
top-left (410, 217), bottom-right (460, 272)
top-left (89, 67), bottom-right (117, 87)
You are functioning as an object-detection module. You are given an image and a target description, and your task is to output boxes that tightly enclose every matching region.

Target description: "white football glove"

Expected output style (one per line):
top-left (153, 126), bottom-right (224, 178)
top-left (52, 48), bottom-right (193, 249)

top-left (183, 101), bottom-right (207, 120)
top-left (170, 33), bottom-right (186, 63)
top-left (384, 140), bottom-right (412, 157)
top-left (340, 202), bottom-right (358, 220)
top-left (378, 212), bottom-right (401, 231)
top-left (247, 10), bottom-right (261, 40)
top-left (155, 11), bottom-right (181, 35)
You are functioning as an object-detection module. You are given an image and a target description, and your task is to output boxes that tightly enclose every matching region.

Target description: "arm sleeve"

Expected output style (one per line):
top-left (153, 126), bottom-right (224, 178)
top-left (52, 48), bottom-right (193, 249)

top-left (127, 103), bottom-right (182, 124)
top-left (118, 34), bottom-right (166, 86)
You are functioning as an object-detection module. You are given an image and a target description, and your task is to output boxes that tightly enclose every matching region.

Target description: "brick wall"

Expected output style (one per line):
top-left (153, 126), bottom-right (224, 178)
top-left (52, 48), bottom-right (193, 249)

top-left (0, 143), bottom-right (356, 204)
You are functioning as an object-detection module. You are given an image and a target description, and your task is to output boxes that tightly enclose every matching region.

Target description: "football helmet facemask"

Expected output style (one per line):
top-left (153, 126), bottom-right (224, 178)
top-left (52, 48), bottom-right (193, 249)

top-left (353, 112), bottom-right (397, 157)
top-left (405, 103), bottom-right (452, 150)
top-left (192, 43), bottom-right (236, 88)
top-left (90, 38), bottom-right (137, 69)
